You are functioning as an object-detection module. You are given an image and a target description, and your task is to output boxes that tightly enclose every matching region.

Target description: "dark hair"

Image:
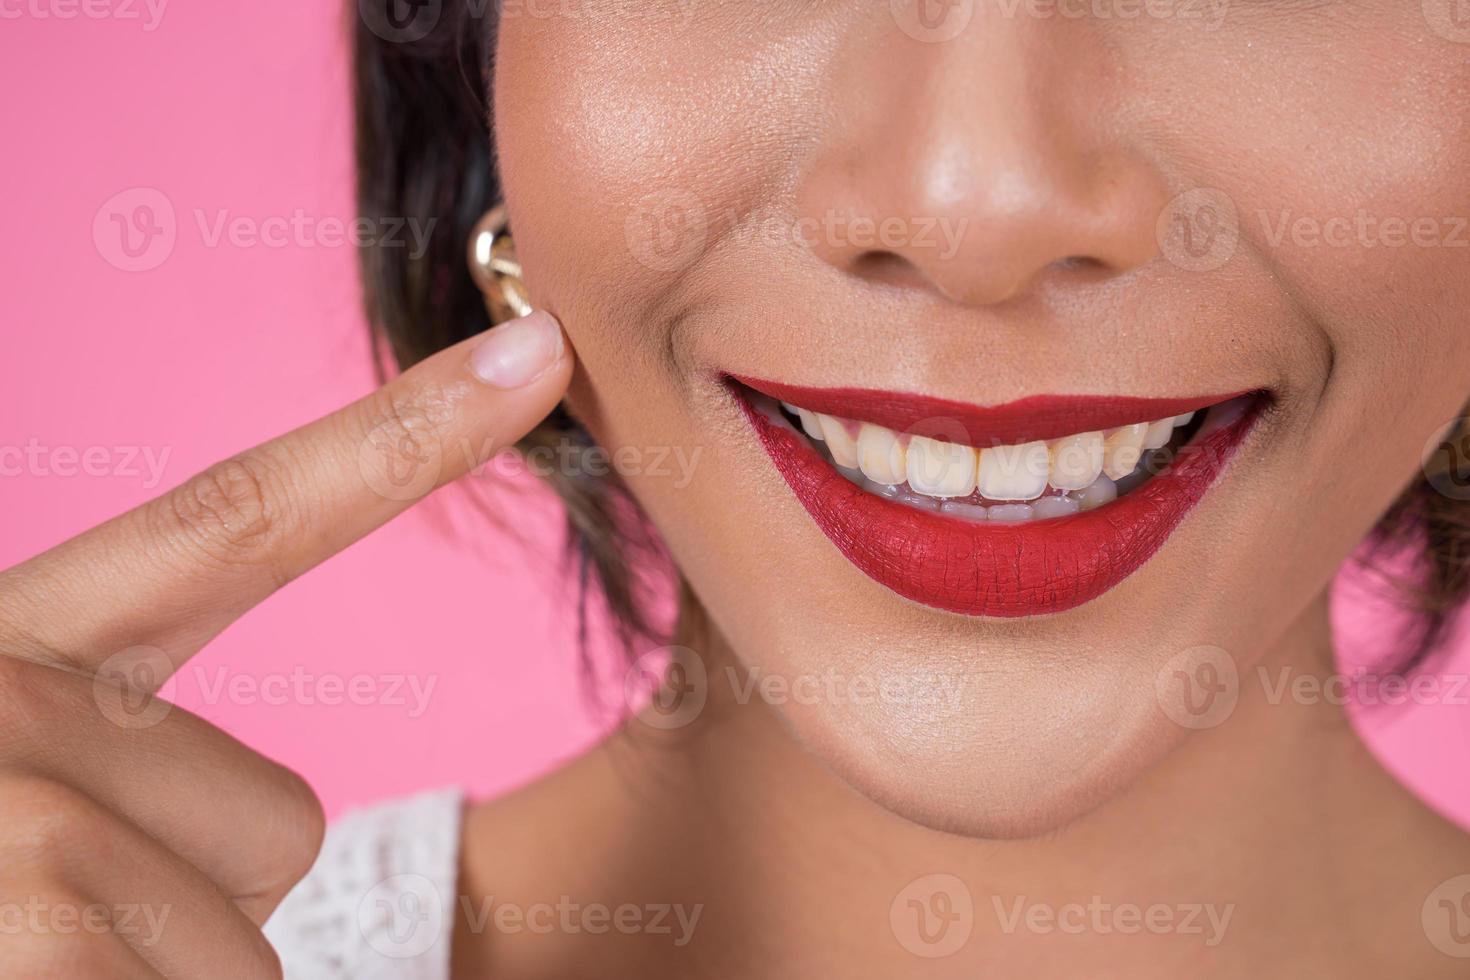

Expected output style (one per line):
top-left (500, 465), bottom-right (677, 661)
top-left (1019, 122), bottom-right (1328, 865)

top-left (352, 0), bottom-right (670, 675)
top-left (351, 0), bottom-right (1470, 672)
top-left (1365, 443), bottom-right (1470, 665)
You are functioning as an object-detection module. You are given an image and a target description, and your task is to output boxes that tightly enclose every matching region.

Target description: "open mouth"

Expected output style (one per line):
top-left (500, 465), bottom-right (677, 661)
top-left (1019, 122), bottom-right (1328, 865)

top-left (728, 376), bottom-right (1267, 618)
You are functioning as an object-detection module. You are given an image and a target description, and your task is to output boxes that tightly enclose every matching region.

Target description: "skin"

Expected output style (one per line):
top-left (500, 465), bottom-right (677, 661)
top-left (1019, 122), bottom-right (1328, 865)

top-left (2, 2), bottom-right (1468, 978)
top-left (0, 334), bottom-right (575, 976)
top-left (493, 0), bottom-right (1470, 837)
top-left (462, 0), bottom-right (1470, 976)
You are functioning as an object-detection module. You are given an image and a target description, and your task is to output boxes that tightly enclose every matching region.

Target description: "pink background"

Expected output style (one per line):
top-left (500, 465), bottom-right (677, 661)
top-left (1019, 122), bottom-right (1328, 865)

top-left (2, 1), bottom-right (1468, 825)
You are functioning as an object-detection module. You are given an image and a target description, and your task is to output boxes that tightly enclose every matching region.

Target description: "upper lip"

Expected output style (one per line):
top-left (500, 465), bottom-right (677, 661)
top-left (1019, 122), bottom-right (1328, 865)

top-left (729, 374), bottom-right (1252, 445)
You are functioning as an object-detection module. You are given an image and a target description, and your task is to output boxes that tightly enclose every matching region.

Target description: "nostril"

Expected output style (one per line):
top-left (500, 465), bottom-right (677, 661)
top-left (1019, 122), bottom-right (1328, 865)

top-left (850, 250), bottom-right (930, 291)
top-left (1054, 255), bottom-right (1105, 271)
top-left (1045, 254), bottom-right (1125, 287)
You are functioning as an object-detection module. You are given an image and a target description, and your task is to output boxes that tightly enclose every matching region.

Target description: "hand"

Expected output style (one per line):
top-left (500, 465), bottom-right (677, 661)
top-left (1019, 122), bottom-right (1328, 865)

top-left (0, 311), bottom-right (572, 978)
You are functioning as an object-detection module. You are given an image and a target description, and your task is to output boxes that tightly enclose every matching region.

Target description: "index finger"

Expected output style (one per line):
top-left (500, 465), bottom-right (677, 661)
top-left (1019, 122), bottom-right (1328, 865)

top-left (0, 310), bottom-right (571, 681)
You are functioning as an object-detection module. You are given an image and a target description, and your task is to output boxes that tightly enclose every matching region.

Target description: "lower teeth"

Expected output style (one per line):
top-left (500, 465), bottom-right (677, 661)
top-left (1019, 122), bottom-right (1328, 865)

top-left (834, 463), bottom-right (1119, 522)
top-left (816, 430), bottom-right (1190, 525)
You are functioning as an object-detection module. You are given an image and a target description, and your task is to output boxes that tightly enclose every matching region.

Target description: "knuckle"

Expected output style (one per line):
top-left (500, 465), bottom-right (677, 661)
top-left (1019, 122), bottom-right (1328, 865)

top-left (2, 922), bottom-right (142, 975)
top-left (0, 652), bottom-right (45, 712)
top-left (258, 764), bottom-right (326, 887)
top-left (355, 382), bottom-right (454, 474)
top-left (0, 776), bottom-right (109, 875)
top-left (362, 380), bottom-right (454, 443)
top-left (0, 597), bottom-right (61, 668)
top-left (0, 898), bottom-right (119, 976)
top-left (200, 889), bottom-right (285, 980)
top-left (163, 455), bottom-right (293, 578)
top-left (0, 656), bottom-right (57, 753)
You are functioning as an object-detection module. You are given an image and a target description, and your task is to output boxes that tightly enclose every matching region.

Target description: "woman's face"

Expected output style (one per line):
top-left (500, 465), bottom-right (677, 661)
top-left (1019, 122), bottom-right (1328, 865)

top-left (493, 3), bottom-right (1470, 836)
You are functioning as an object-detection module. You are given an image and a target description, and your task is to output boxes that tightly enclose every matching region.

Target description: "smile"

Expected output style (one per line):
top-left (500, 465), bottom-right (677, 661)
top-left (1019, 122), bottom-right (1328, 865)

top-left (729, 376), bottom-right (1267, 618)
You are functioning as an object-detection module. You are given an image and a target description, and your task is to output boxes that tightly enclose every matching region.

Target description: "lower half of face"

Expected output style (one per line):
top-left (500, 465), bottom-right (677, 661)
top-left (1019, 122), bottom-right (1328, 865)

top-left (493, 2), bottom-right (1470, 836)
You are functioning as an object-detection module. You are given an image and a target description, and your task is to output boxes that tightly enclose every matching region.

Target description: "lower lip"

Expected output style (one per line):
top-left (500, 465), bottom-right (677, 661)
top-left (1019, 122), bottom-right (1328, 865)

top-left (734, 388), bottom-right (1264, 618)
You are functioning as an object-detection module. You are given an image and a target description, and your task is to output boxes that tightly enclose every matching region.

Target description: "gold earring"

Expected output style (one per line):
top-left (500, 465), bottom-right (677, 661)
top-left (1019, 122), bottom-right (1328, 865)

top-left (468, 204), bottom-right (531, 324)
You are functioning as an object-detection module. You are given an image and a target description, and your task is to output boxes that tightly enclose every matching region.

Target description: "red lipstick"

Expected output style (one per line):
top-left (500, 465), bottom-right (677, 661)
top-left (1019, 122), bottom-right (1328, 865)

top-left (731, 374), bottom-right (1241, 447)
top-left (731, 379), bottom-right (1264, 618)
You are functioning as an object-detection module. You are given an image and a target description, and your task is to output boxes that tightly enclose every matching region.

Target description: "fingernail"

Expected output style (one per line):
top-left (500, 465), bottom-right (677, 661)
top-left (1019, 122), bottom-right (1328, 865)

top-left (469, 310), bottom-right (565, 388)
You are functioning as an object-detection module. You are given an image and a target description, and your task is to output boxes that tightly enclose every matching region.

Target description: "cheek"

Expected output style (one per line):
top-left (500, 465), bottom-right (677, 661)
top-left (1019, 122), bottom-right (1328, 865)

top-left (493, 14), bottom-right (793, 469)
top-left (491, 11), bottom-right (828, 361)
top-left (1259, 68), bottom-right (1470, 523)
top-left (1126, 14), bottom-right (1470, 534)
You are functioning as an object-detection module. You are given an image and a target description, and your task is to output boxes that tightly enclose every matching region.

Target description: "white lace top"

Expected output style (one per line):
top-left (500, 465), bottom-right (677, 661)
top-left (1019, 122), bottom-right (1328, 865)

top-left (264, 788), bottom-right (465, 980)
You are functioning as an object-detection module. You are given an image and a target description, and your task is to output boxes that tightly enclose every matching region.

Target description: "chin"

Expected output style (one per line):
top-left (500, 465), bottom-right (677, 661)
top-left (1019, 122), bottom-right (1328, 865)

top-left (755, 631), bottom-right (1188, 839)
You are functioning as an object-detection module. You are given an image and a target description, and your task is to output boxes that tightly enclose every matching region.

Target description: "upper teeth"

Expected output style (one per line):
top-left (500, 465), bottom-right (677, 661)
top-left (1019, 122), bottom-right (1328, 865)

top-left (784, 403), bottom-right (1194, 503)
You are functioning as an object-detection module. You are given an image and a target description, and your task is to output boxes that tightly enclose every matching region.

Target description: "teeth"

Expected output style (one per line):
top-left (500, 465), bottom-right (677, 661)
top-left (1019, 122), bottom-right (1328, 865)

top-left (781, 397), bottom-right (1203, 524)
top-left (1033, 495), bottom-right (1081, 520)
top-left (864, 478), bottom-right (903, 500)
top-left (988, 503), bottom-right (1035, 523)
top-left (1142, 418), bottom-right (1175, 450)
top-left (857, 423), bottom-right (907, 486)
top-left (977, 441), bottom-right (1050, 501)
top-left (1048, 431), bottom-right (1105, 491)
top-left (940, 500), bottom-right (989, 520)
top-left (1077, 474), bottom-right (1118, 511)
top-left (1102, 423), bottom-right (1148, 481)
top-left (907, 435), bottom-right (978, 499)
top-left (818, 413), bottom-right (860, 469)
top-left (796, 408), bottom-right (824, 441)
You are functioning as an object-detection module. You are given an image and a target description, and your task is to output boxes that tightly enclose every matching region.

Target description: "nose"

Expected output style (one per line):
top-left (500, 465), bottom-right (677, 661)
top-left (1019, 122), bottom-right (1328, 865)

top-left (795, 12), bottom-right (1168, 308)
